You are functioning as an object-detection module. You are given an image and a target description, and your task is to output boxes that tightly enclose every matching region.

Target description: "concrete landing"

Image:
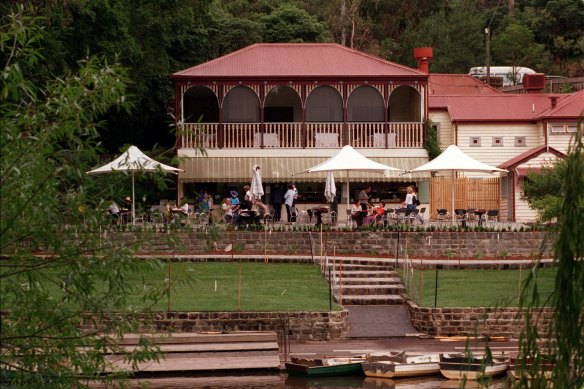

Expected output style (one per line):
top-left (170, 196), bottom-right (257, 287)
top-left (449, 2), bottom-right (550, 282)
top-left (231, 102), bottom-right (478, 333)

top-left (345, 305), bottom-right (419, 338)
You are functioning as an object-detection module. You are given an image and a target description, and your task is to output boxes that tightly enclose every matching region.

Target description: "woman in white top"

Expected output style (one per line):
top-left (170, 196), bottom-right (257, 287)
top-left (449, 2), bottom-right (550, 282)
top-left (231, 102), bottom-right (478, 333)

top-left (403, 186), bottom-right (424, 224)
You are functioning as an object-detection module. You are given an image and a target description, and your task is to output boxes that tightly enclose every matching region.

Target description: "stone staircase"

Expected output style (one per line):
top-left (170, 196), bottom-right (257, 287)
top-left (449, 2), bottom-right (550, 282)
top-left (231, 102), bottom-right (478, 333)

top-left (324, 257), bottom-right (406, 305)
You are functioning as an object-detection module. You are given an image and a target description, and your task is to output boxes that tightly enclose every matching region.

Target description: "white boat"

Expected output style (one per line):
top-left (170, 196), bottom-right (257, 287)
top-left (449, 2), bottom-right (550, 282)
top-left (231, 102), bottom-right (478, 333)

top-left (439, 353), bottom-right (508, 380)
top-left (362, 353), bottom-right (440, 379)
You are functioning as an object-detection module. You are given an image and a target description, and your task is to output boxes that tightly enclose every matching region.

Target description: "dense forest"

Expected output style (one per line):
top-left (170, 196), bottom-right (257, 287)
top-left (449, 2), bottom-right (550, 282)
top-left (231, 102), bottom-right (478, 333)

top-left (3, 0), bottom-right (583, 151)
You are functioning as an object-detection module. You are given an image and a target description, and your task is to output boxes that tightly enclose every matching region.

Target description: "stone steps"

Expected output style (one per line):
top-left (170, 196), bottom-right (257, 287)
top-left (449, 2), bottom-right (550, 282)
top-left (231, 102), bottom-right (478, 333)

top-left (325, 258), bottom-right (406, 306)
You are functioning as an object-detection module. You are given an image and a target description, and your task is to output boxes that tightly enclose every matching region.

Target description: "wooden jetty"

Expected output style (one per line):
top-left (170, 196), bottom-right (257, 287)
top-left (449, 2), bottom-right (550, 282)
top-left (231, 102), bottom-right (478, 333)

top-left (104, 331), bottom-right (281, 373)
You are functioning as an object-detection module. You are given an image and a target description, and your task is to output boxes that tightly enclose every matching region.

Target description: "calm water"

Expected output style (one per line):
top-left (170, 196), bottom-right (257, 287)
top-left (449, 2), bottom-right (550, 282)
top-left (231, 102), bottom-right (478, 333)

top-left (104, 373), bottom-right (512, 388)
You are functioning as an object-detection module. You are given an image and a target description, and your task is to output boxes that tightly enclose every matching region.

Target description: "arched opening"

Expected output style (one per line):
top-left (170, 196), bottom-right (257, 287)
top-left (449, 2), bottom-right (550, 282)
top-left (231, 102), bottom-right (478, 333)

top-left (222, 86), bottom-right (260, 122)
top-left (388, 85), bottom-right (421, 122)
top-left (264, 86), bottom-right (302, 122)
top-left (305, 86), bottom-right (343, 122)
top-left (347, 86), bottom-right (384, 122)
top-left (183, 86), bottom-right (219, 123)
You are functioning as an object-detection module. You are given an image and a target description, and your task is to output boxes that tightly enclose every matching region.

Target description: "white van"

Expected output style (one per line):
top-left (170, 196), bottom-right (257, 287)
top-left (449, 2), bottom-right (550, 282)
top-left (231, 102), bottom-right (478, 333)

top-left (468, 66), bottom-right (536, 86)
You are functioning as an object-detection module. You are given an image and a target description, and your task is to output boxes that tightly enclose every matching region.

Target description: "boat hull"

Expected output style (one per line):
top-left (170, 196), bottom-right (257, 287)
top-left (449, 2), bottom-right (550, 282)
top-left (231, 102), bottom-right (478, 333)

top-left (362, 361), bottom-right (440, 378)
top-left (285, 361), bottom-right (364, 377)
top-left (439, 354), bottom-right (508, 380)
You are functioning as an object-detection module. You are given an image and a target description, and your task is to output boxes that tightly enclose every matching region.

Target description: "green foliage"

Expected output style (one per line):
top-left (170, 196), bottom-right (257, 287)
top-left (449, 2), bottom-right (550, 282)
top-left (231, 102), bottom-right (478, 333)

top-left (425, 124), bottom-right (442, 160)
top-left (517, 122), bottom-right (584, 388)
top-left (523, 159), bottom-right (567, 222)
top-left (259, 4), bottom-right (329, 43)
top-left (491, 23), bottom-right (547, 75)
top-left (0, 7), bottom-right (168, 386)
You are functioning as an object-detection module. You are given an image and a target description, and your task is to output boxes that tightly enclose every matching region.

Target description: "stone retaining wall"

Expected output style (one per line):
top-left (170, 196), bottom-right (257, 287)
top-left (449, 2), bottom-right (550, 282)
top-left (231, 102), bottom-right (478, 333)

top-left (122, 230), bottom-right (554, 260)
top-left (83, 310), bottom-right (349, 341)
top-left (405, 300), bottom-right (554, 338)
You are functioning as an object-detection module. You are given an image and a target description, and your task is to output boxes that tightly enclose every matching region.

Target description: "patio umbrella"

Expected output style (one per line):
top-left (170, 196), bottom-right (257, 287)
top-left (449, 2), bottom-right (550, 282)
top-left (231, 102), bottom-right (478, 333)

top-left (87, 145), bottom-right (183, 225)
top-left (251, 164), bottom-right (264, 200)
top-left (324, 172), bottom-right (336, 203)
top-left (295, 145), bottom-right (401, 210)
top-left (409, 145), bottom-right (507, 222)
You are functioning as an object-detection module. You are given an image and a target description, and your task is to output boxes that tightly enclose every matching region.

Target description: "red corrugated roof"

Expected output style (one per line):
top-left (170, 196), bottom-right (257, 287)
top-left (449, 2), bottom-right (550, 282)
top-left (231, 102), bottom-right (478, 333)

top-left (536, 90), bottom-right (584, 119)
top-left (172, 43), bottom-right (426, 79)
top-left (428, 74), bottom-right (501, 95)
top-left (429, 94), bottom-right (572, 122)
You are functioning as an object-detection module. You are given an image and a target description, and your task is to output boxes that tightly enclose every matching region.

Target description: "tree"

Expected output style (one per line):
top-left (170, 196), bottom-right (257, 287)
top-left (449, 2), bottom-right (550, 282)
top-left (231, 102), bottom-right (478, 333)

top-left (491, 23), bottom-right (546, 79)
top-left (259, 4), bottom-right (330, 43)
top-left (523, 159), bottom-right (567, 222)
top-left (1, 7), bottom-right (168, 386)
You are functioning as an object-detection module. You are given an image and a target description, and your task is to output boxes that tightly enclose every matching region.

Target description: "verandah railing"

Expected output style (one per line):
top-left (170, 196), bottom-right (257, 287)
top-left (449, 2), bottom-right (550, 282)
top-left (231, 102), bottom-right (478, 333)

top-left (179, 122), bottom-right (424, 149)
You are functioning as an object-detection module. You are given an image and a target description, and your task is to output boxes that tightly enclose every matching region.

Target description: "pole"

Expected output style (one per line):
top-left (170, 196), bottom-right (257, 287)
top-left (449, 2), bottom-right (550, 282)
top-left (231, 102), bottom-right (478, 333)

top-left (167, 262), bottom-right (171, 311)
top-left (132, 172), bottom-right (136, 225)
top-left (328, 267), bottom-right (332, 311)
top-left (395, 230), bottom-right (400, 268)
top-left (434, 268), bottom-right (439, 308)
top-left (485, 27), bottom-right (491, 85)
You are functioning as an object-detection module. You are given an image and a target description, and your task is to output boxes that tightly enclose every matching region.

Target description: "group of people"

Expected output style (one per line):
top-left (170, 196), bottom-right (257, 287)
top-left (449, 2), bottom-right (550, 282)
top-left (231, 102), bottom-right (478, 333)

top-left (220, 185), bottom-right (270, 225)
top-left (350, 185), bottom-right (423, 226)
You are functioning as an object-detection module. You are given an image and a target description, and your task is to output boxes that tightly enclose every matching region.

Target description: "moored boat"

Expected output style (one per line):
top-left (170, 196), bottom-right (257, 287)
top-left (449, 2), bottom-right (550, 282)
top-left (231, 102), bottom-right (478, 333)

top-left (285, 356), bottom-right (366, 377)
top-left (362, 353), bottom-right (441, 379)
top-left (439, 353), bottom-right (508, 380)
top-left (509, 356), bottom-right (554, 380)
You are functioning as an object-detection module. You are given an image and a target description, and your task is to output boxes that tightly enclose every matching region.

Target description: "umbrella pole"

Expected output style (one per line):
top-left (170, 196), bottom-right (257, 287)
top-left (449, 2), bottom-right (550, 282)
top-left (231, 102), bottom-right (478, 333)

top-left (345, 170), bottom-right (351, 221)
top-left (132, 171), bottom-right (136, 225)
top-left (451, 171), bottom-right (455, 223)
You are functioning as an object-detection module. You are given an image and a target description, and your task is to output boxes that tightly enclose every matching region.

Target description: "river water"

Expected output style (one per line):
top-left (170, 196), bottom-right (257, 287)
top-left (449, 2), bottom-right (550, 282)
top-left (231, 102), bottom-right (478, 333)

top-left (104, 373), bottom-right (512, 388)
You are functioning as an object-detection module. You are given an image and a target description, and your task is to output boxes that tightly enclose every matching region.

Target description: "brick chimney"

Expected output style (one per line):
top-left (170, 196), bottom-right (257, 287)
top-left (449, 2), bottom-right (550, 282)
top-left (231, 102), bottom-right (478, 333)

top-left (414, 47), bottom-right (433, 73)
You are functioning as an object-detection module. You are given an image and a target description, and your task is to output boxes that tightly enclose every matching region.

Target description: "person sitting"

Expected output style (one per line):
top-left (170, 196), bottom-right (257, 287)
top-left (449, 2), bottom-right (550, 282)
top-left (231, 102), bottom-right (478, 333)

top-left (362, 203), bottom-right (385, 226)
top-left (229, 190), bottom-right (240, 210)
top-left (178, 197), bottom-right (189, 216)
top-left (221, 197), bottom-right (238, 224)
top-left (108, 200), bottom-right (120, 224)
top-left (350, 198), bottom-right (366, 226)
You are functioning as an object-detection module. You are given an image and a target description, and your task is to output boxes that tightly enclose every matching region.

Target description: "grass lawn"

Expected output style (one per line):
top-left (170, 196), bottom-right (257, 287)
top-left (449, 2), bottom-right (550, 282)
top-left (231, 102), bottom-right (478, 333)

top-left (158, 262), bottom-right (339, 311)
top-left (399, 267), bottom-right (557, 308)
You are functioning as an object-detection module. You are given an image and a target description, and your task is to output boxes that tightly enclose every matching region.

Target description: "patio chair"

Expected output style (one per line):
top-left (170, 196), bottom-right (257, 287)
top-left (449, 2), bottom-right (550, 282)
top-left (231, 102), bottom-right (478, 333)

top-left (404, 209), bottom-right (420, 225)
top-left (345, 209), bottom-right (356, 228)
top-left (485, 209), bottom-right (499, 225)
top-left (394, 208), bottom-right (409, 224)
top-left (454, 209), bottom-right (467, 227)
top-left (436, 208), bottom-right (448, 226)
top-left (417, 207), bottom-right (427, 224)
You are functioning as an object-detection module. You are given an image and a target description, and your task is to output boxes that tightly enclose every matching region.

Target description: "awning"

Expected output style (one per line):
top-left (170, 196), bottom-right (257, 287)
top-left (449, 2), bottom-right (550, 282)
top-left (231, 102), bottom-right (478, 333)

top-left (516, 167), bottom-right (542, 176)
top-left (179, 156), bottom-right (429, 183)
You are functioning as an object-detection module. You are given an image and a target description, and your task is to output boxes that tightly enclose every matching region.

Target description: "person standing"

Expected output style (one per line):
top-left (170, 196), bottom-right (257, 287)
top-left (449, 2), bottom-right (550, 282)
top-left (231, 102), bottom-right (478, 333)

top-left (270, 184), bottom-right (283, 221)
top-left (403, 185), bottom-right (424, 224)
top-left (358, 186), bottom-right (371, 211)
top-left (284, 184), bottom-right (296, 223)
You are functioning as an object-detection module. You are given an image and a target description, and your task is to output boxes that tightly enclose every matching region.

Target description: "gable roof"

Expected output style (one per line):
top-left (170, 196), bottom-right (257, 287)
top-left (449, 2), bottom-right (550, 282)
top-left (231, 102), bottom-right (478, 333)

top-left (536, 90), bottom-right (584, 119)
top-left (498, 145), bottom-right (566, 170)
top-left (172, 43), bottom-right (426, 80)
top-left (429, 94), bottom-right (573, 122)
top-left (428, 74), bottom-right (501, 96)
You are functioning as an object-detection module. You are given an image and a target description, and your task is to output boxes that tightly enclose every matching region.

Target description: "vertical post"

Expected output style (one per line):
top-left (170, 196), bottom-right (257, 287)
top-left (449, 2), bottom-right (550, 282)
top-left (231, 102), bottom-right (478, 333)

top-left (485, 27), bottom-right (491, 85)
top-left (237, 261), bottom-right (242, 311)
top-left (518, 264), bottom-right (522, 304)
top-left (434, 268), bottom-right (439, 308)
top-left (395, 230), bottom-right (400, 268)
top-left (167, 262), bottom-right (171, 311)
top-left (328, 267), bottom-right (332, 311)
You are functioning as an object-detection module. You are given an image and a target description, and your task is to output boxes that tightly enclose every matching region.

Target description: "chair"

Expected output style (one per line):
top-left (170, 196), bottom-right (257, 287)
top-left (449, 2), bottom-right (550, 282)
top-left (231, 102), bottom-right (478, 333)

top-left (345, 209), bottom-right (356, 228)
top-left (405, 209), bottom-right (420, 225)
top-left (297, 210), bottom-right (310, 224)
top-left (436, 208), bottom-right (448, 226)
top-left (486, 209), bottom-right (499, 225)
top-left (394, 208), bottom-right (409, 224)
top-left (417, 207), bottom-right (426, 224)
top-left (454, 209), bottom-right (467, 227)
top-left (466, 208), bottom-right (479, 226)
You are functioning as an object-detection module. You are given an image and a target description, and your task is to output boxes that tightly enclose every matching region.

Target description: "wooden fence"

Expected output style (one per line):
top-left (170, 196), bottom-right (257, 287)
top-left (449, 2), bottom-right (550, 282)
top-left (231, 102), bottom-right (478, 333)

top-left (430, 176), bottom-right (500, 219)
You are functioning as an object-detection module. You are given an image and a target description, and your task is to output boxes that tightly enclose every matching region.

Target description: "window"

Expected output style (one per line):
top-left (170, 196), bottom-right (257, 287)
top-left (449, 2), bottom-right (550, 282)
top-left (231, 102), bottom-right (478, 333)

top-left (492, 137), bottom-right (504, 147)
top-left (470, 137), bottom-right (481, 147)
top-left (515, 136), bottom-right (526, 147)
top-left (549, 123), bottom-right (578, 133)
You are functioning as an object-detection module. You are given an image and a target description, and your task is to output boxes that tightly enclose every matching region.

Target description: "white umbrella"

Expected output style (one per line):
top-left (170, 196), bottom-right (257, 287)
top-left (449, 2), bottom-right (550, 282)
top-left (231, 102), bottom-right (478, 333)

top-left (410, 145), bottom-right (507, 222)
top-left (324, 172), bottom-right (336, 203)
top-left (251, 164), bottom-right (264, 200)
top-left (87, 145), bottom-right (183, 224)
top-left (296, 145), bottom-right (401, 210)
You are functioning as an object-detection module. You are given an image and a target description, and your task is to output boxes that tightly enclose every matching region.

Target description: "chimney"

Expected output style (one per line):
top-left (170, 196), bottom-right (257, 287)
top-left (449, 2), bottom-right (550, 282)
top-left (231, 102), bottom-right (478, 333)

top-left (549, 96), bottom-right (558, 109)
top-left (414, 47), bottom-right (433, 73)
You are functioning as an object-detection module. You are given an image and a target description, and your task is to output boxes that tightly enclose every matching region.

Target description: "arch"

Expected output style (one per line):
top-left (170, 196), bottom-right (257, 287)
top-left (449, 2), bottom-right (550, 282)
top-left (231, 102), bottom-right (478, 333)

top-left (305, 85), bottom-right (343, 122)
top-left (222, 86), bottom-right (260, 123)
top-left (347, 85), bottom-right (384, 122)
top-left (264, 85), bottom-right (302, 122)
top-left (388, 85), bottom-right (422, 122)
top-left (183, 86), bottom-right (219, 123)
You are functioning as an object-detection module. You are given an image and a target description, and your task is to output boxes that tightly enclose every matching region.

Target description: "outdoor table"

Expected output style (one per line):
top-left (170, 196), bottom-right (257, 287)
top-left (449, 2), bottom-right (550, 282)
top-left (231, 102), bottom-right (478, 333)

top-left (309, 206), bottom-right (329, 225)
top-left (474, 209), bottom-right (487, 226)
